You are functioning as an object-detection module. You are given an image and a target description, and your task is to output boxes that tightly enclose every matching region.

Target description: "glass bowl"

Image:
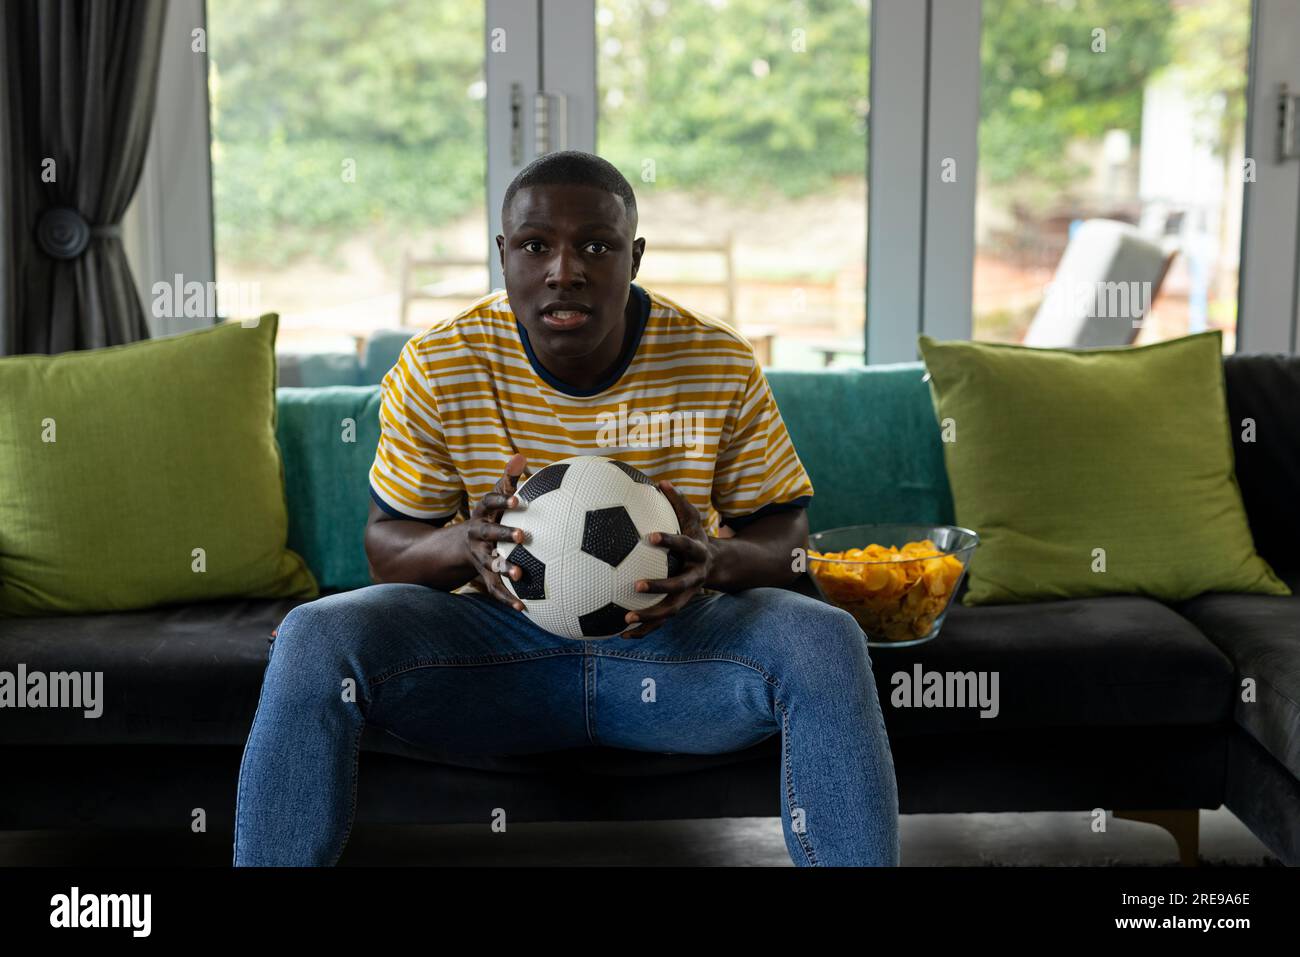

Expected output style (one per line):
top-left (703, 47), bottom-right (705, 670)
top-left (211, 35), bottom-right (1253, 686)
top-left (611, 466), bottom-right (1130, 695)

top-left (807, 524), bottom-right (979, 648)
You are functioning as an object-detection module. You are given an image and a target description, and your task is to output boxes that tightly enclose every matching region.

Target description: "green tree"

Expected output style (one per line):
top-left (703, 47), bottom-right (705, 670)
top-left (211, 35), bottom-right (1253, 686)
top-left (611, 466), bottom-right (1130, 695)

top-left (979, 0), bottom-right (1175, 186)
top-left (208, 0), bottom-right (485, 264)
top-left (596, 0), bottom-right (871, 198)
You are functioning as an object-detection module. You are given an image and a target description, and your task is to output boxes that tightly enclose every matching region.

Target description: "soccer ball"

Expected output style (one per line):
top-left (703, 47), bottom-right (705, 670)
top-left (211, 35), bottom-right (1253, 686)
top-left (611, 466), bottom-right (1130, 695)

top-left (494, 455), bottom-right (683, 639)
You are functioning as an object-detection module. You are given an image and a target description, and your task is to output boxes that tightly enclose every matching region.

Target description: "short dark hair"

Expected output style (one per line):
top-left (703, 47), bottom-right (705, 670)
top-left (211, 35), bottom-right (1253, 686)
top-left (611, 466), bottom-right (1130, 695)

top-left (501, 150), bottom-right (638, 227)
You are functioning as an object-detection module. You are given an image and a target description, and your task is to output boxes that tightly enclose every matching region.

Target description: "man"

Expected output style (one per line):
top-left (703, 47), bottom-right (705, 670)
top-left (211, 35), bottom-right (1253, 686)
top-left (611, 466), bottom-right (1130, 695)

top-left (233, 150), bottom-right (898, 866)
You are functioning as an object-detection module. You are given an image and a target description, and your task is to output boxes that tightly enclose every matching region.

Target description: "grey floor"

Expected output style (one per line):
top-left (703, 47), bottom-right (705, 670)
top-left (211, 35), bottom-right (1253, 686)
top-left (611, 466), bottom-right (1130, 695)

top-left (0, 807), bottom-right (1280, 866)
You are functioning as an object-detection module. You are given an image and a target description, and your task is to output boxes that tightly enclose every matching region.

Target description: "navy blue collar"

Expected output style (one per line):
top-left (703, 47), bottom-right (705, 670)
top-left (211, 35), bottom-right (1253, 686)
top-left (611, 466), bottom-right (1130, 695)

top-left (513, 284), bottom-right (650, 398)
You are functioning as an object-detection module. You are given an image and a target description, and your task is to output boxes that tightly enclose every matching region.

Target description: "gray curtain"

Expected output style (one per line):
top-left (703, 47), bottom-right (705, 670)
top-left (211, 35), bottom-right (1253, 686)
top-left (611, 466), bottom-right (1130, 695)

top-left (1, 0), bottom-right (166, 356)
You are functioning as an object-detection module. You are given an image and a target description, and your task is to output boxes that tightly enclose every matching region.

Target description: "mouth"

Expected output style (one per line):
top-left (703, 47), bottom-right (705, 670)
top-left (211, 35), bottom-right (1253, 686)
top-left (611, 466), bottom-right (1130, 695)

top-left (539, 303), bottom-right (593, 332)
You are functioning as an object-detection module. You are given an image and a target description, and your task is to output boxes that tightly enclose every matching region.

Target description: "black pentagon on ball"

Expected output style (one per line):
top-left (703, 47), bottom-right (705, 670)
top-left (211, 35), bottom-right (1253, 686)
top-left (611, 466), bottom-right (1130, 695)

top-left (504, 544), bottom-right (546, 599)
top-left (582, 506), bottom-right (640, 567)
top-left (579, 601), bottom-right (634, 637)
top-left (666, 549), bottom-right (684, 578)
top-left (518, 462), bottom-right (568, 503)
top-left (610, 458), bottom-right (654, 486)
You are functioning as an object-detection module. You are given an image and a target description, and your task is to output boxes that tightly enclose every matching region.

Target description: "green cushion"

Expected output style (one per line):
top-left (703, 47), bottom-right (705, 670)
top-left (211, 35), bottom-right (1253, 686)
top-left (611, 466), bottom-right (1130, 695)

top-left (917, 331), bottom-right (1289, 606)
top-left (0, 316), bottom-right (319, 616)
top-left (767, 363), bottom-right (955, 533)
top-left (277, 386), bottom-right (383, 590)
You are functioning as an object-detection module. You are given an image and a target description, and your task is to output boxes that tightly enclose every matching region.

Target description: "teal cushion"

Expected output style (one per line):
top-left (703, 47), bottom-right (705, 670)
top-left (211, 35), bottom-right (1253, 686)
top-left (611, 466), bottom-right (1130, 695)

top-left (276, 386), bottom-right (383, 590)
top-left (362, 329), bottom-right (417, 385)
top-left (276, 351), bottom-right (362, 387)
top-left (767, 363), bottom-right (954, 533)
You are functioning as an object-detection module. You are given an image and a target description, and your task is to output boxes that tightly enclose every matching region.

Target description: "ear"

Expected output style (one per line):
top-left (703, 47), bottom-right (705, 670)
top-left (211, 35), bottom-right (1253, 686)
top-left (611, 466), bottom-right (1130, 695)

top-left (496, 234), bottom-right (506, 274)
top-left (630, 237), bottom-right (645, 280)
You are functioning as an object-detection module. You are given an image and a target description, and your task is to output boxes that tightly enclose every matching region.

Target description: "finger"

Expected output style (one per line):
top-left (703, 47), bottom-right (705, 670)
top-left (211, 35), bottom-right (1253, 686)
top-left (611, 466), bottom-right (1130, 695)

top-left (620, 620), bottom-right (662, 639)
top-left (481, 492), bottom-right (522, 513)
top-left (634, 567), bottom-right (706, 595)
top-left (485, 457), bottom-right (528, 516)
top-left (475, 542), bottom-right (531, 588)
top-left (470, 540), bottom-right (525, 586)
top-left (501, 453), bottom-right (528, 492)
top-left (487, 553), bottom-right (527, 582)
top-left (478, 565), bottom-right (526, 611)
top-left (657, 480), bottom-right (701, 531)
top-left (646, 530), bottom-right (709, 563)
top-left (620, 608), bottom-right (667, 638)
top-left (468, 522), bottom-right (529, 546)
top-left (624, 592), bottom-right (693, 631)
top-left (479, 561), bottom-right (524, 608)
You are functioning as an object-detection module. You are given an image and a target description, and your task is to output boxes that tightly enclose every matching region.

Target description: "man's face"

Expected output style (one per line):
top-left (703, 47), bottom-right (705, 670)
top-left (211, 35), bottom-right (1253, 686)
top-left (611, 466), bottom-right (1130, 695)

top-left (497, 183), bottom-right (644, 360)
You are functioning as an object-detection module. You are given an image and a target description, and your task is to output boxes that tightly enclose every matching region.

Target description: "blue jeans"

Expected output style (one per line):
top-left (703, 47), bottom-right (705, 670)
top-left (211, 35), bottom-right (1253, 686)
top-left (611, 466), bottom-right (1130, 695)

top-left (232, 582), bottom-right (899, 866)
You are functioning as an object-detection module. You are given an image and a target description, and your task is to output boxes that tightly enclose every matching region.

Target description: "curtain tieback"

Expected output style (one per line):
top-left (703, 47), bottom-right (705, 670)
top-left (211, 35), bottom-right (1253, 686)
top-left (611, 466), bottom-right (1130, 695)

top-left (35, 207), bottom-right (122, 261)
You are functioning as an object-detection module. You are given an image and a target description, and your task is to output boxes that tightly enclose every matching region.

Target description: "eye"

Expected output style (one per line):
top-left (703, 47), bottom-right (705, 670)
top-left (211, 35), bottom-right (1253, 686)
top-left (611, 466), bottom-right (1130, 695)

top-left (521, 240), bottom-right (546, 254)
top-left (586, 241), bottom-right (610, 254)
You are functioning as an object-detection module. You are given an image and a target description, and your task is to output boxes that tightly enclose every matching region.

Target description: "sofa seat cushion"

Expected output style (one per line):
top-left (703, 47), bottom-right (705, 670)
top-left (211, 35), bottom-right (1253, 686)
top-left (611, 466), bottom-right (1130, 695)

top-left (0, 597), bottom-right (309, 747)
top-left (0, 597), bottom-right (782, 782)
top-left (872, 595), bottom-right (1234, 736)
top-left (1173, 582), bottom-right (1300, 781)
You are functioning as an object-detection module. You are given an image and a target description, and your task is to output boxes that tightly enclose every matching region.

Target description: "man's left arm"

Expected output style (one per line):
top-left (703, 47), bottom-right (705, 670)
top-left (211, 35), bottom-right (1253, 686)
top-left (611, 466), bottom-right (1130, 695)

top-left (705, 508), bottom-right (809, 592)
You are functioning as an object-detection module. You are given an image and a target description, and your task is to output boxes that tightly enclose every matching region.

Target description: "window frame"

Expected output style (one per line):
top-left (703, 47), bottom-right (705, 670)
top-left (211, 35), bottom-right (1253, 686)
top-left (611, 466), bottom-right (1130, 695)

top-left (130, 0), bottom-right (1300, 357)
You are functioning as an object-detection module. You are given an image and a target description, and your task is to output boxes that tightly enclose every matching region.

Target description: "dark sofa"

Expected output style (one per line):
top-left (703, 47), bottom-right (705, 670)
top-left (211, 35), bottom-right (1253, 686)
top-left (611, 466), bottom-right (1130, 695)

top-left (2, 354), bottom-right (1297, 865)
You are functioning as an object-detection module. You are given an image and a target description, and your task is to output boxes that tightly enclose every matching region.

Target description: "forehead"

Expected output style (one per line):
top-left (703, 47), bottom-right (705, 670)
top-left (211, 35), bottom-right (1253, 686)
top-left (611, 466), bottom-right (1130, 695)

top-left (504, 184), bottom-right (628, 233)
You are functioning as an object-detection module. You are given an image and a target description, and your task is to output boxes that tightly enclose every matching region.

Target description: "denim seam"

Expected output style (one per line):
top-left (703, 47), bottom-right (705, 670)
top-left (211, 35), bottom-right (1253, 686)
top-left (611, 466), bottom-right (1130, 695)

top-left (589, 649), bottom-right (780, 685)
top-left (232, 665), bottom-right (273, 866)
top-left (777, 697), bottom-right (818, 866)
top-left (328, 698), bottom-right (368, 867)
top-left (585, 651), bottom-right (599, 745)
top-left (583, 653), bottom-right (783, 748)
top-left (367, 647), bottom-right (583, 686)
top-left (589, 650), bottom-right (802, 857)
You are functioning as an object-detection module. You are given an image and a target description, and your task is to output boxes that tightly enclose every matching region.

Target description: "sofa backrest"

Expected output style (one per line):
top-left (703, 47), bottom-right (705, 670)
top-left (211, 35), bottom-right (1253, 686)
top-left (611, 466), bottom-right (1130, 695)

top-left (277, 355), bottom-right (1295, 592)
top-left (276, 387), bottom-right (383, 591)
top-left (766, 363), bottom-right (955, 534)
top-left (1221, 353), bottom-right (1300, 582)
top-left (275, 362), bottom-right (956, 591)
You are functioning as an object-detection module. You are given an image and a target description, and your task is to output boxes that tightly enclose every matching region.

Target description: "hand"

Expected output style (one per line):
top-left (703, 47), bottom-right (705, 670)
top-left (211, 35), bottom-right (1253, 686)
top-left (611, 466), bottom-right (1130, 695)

top-left (463, 453), bottom-right (531, 611)
top-left (622, 480), bottom-right (713, 638)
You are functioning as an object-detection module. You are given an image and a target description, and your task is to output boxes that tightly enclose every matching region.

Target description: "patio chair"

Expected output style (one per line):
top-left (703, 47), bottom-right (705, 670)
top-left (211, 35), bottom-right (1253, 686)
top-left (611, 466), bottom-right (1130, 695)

top-left (1021, 218), bottom-right (1177, 348)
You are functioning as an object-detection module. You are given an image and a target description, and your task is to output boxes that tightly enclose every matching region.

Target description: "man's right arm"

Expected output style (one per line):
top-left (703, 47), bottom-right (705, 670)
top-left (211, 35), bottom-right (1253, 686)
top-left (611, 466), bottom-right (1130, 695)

top-left (364, 454), bottom-right (531, 605)
top-left (364, 500), bottom-right (476, 590)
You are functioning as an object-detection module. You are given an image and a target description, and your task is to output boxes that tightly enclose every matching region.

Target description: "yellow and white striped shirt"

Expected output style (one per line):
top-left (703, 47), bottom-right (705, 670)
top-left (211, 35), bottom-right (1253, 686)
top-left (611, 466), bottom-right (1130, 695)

top-left (369, 283), bottom-right (813, 543)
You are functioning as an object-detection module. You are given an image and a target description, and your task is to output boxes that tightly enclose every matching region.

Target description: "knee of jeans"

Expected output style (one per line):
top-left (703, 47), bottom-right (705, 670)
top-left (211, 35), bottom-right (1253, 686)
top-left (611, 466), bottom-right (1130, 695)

top-left (761, 590), bottom-right (869, 675)
top-left (278, 582), bottom-right (434, 656)
top-left (272, 588), bottom-right (387, 667)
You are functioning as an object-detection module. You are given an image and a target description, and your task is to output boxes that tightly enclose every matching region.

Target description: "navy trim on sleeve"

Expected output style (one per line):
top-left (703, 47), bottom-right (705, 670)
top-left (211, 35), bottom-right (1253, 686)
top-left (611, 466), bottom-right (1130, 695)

top-left (720, 495), bottom-right (812, 533)
top-left (369, 484), bottom-right (458, 527)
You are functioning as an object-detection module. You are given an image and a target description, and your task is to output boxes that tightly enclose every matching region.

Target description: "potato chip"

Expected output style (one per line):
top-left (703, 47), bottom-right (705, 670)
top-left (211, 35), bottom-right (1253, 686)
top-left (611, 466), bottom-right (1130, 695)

top-left (808, 538), bottom-right (967, 643)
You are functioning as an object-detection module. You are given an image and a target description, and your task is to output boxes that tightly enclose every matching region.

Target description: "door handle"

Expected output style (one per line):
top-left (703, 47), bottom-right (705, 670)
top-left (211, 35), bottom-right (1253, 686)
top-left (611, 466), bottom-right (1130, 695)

top-left (1279, 83), bottom-right (1300, 162)
top-left (534, 90), bottom-right (569, 156)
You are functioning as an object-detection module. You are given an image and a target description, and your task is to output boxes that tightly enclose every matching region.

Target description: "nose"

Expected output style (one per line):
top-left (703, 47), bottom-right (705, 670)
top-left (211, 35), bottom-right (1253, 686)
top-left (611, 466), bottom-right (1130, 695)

top-left (546, 247), bottom-right (585, 290)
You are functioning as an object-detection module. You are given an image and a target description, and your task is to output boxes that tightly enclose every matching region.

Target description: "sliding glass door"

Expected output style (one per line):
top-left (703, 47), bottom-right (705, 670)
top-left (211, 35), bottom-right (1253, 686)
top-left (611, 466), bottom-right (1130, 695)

top-left (971, 0), bottom-right (1253, 352)
top-left (593, 0), bottom-right (871, 368)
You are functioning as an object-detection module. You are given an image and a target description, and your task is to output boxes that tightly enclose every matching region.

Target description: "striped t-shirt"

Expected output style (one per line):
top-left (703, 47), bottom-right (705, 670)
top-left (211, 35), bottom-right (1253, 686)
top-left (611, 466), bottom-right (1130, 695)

top-left (369, 282), bottom-right (813, 585)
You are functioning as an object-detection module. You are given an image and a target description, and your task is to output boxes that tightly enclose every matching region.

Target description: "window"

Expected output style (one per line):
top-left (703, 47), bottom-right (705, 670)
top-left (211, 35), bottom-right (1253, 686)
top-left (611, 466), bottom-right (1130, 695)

top-left (206, 0), bottom-right (489, 352)
top-left (596, 0), bottom-right (870, 368)
top-left (973, 0), bottom-right (1252, 352)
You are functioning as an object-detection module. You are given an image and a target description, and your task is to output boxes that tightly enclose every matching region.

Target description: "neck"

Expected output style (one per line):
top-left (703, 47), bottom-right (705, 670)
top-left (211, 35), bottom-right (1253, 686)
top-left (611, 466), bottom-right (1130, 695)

top-left (532, 289), bottom-right (639, 392)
